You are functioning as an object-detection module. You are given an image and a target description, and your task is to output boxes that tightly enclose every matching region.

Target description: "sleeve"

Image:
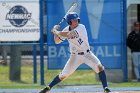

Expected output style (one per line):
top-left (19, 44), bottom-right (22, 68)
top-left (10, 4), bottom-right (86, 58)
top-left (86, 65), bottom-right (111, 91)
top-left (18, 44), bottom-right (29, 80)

top-left (127, 35), bottom-right (133, 49)
top-left (58, 27), bottom-right (68, 41)
top-left (58, 36), bottom-right (66, 41)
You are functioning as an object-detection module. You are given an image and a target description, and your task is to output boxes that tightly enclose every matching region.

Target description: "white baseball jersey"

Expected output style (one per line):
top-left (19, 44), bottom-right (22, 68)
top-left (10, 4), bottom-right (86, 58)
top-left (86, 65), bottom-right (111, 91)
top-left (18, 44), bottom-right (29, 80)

top-left (58, 24), bottom-right (103, 79)
top-left (60, 24), bottom-right (90, 53)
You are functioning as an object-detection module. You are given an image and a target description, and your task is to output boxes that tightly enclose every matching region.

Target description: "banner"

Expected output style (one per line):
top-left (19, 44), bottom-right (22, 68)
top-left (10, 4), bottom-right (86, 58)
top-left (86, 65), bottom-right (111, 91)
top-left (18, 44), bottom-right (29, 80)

top-left (0, 0), bottom-right (40, 41)
top-left (47, 0), bottom-right (124, 69)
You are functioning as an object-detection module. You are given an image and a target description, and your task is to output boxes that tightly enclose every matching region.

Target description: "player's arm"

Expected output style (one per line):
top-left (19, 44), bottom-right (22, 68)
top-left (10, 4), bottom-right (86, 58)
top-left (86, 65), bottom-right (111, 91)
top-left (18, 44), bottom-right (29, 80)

top-left (53, 34), bottom-right (61, 44)
top-left (52, 25), bottom-right (77, 44)
top-left (52, 31), bottom-right (68, 44)
top-left (53, 33), bottom-right (64, 44)
top-left (51, 25), bottom-right (67, 44)
top-left (52, 29), bottom-right (77, 40)
top-left (53, 30), bottom-right (76, 38)
top-left (59, 32), bottom-right (69, 37)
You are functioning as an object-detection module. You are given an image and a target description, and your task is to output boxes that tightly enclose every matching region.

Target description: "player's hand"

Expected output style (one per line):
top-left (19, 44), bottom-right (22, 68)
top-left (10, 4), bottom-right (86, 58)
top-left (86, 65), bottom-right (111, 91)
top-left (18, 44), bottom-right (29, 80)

top-left (53, 25), bottom-right (60, 30)
top-left (51, 25), bottom-right (60, 35)
top-left (51, 28), bottom-right (57, 34)
top-left (51, 28), bottom-right (60, 36)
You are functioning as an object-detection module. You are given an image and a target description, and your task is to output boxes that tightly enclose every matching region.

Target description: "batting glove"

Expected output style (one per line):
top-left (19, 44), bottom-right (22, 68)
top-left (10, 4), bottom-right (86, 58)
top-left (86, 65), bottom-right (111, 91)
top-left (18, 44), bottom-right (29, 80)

top-left (51, 29), bottom-right (60, 35)
top-left (53, 25), bottom-right (60, 30)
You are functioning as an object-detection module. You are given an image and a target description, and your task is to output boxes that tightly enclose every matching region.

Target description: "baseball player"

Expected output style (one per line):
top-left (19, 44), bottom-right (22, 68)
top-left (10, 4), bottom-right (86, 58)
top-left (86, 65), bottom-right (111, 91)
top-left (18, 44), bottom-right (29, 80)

top-left (39, 12), bottom-right (111, 93)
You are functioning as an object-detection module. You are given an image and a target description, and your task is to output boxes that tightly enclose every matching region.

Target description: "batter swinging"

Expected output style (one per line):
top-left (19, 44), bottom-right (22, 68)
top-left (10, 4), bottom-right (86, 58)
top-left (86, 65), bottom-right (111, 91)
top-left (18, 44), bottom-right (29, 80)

top-left (39, 12), bottom-right (111, 93)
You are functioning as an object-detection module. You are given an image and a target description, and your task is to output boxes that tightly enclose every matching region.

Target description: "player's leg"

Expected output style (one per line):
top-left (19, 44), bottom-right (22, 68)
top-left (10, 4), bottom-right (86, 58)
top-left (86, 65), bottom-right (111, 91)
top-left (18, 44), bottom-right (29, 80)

top-left (39, 54), bottom-right (82, 93)
top-left (98, 65), bottom-right (111, 93)
top-left (84, 52), bottom-right (111, 93)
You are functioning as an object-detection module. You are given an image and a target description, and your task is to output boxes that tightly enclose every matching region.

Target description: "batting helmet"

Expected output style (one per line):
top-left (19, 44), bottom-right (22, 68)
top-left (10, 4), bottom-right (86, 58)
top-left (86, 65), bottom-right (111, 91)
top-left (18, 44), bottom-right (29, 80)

top-left (66, 12), bottom-right (80, 25)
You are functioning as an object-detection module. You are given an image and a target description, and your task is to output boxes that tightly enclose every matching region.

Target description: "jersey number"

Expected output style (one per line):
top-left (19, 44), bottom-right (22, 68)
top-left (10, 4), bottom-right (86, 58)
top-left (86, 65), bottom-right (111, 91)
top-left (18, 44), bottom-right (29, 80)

top-left (78, 38), bottom-right (83, 45)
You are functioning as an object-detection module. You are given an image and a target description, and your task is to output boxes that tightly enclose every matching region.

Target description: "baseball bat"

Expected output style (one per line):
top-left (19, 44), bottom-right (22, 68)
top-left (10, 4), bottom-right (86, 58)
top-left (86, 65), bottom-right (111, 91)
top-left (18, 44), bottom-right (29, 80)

top-left (58, 3), bottom-right (78, 25)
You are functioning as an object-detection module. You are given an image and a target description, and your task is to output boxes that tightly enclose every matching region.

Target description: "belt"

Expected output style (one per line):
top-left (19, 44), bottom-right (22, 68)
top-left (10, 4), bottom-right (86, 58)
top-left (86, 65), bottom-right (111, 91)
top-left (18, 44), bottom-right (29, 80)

top-left (78, 49), bottom-right (90, 55)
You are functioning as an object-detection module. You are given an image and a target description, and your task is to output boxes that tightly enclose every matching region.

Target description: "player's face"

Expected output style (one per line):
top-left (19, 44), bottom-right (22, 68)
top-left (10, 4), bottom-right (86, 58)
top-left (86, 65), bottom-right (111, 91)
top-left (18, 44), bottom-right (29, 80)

top-left (70, 19), bottom-right (79, 29)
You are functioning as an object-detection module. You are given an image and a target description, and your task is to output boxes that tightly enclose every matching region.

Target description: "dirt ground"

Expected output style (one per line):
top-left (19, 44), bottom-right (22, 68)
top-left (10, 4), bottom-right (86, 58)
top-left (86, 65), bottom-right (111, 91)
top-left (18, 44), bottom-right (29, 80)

top-left (51, 91), bottom-right (140, 93)
top-left (1, 91), bottom-right (139, 93)
top-left (49, 91), bottom-right (140, 93)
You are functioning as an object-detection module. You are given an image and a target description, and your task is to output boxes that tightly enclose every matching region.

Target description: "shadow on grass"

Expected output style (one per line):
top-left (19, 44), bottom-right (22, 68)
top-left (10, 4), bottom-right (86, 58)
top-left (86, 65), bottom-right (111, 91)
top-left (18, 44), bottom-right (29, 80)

top-left (10, 80), bottom-right (30, 84)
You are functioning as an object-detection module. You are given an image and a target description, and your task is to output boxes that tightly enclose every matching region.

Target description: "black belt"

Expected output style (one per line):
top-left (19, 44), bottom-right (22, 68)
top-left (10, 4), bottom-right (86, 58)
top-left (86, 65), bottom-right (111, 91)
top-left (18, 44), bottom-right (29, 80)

top-left (78, 49), bottom-right (90, 55)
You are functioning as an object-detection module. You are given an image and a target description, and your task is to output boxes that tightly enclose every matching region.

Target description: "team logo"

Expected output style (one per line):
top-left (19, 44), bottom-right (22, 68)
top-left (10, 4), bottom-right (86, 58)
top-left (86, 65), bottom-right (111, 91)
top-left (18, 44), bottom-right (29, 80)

top-left (6, 5), bottom-right (32, 27)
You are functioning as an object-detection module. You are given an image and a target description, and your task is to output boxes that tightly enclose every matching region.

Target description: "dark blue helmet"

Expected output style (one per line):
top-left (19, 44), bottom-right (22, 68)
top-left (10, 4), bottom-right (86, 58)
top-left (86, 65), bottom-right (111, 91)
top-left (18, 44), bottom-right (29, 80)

top-left (66, 12), bottom-right (80, 25)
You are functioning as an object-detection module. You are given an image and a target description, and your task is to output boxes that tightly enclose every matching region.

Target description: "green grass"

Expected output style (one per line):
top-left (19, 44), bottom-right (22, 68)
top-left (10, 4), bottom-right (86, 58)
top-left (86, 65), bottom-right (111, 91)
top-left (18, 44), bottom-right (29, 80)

top-left (0, 65), bottom-right (140, 89)
top-left (110, 82), bottom-right (140, 87)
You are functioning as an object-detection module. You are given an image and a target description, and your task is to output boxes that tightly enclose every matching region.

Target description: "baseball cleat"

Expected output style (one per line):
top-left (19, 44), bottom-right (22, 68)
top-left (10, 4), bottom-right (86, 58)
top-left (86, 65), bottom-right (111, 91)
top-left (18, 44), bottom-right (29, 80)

top-left (104, 87), bottom-right (111, 93)
top-left (39, 86), bottom-right (51, 93)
